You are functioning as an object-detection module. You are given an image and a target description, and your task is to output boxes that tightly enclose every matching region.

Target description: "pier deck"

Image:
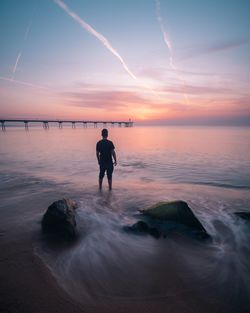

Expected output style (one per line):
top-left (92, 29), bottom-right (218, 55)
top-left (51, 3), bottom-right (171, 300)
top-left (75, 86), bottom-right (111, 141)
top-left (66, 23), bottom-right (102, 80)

top-left (0, 119), bottom-right (133, 130)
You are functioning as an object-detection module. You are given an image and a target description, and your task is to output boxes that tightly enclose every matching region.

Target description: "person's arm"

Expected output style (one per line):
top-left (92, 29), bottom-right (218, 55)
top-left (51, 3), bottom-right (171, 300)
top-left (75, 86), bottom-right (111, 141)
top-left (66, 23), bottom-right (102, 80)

top-left (111, 149), bottom-right (117, 166)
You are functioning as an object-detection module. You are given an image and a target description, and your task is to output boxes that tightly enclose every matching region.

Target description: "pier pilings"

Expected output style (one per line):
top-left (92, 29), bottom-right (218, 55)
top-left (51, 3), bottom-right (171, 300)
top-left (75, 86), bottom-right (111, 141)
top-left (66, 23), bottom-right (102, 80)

top-left (0, 119), bottom-right (134, 130)
top-left (1, 121), bottom-right (6, 131)
top-left (43, 121), bottom-right (49, 129)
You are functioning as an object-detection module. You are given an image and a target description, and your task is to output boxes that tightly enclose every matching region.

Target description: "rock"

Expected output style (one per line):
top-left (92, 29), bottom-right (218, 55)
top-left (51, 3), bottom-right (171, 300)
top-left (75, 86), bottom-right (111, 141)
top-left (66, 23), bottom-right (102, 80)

top-left (140, 200), bottom-right (210, 239)
top-left (234, 212), bottom-right (250, 221)
top-left (42, 199), bottom-right (77, 238)
top-left (125, 221), bottom-right (161, 239)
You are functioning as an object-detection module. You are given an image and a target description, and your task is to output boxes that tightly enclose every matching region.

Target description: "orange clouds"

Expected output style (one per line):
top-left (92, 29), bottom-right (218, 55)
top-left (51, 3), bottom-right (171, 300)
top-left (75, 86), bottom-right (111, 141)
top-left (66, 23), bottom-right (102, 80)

top-left (57, 85), bottom-right (249, 123)
top-left (1, 76), bottom-right (249, 125)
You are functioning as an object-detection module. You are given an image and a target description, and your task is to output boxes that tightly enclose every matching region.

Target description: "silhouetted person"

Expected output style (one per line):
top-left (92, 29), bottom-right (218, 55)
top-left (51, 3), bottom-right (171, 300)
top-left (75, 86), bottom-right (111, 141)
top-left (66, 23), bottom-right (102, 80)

top-left (96, 128), bottom-right (117, 190)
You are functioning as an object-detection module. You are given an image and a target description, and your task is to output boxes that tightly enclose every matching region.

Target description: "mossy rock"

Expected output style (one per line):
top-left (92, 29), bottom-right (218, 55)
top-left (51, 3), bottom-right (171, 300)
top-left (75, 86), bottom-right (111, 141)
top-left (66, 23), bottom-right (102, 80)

top-left (140, 200), bottom-right (208, 235)
top-left (124, 221), bottom-right (161, 239)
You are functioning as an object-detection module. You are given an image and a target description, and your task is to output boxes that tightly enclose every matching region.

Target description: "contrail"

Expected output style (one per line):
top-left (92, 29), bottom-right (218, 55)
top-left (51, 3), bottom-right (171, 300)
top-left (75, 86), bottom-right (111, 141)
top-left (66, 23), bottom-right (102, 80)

top-left (0, 76), bottom-right (47, 90)
top-left (155, 0), bottom-right (189, 104)
top-left (12, 51), bottom-right (22, 75)
top-left (53, 0), bottom-right (137, 80)
top-left (24, 17), bottom-right (33, 41)
top-left (155, 0), bottom-right (175, 69)
top-left (11, 6), bottom-right (36, 78)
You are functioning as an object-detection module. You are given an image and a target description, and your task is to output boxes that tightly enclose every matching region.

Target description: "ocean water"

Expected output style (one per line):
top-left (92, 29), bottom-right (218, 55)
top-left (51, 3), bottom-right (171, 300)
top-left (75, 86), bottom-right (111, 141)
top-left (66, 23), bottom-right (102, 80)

top-left (1, 125), bottom-right (250, 312)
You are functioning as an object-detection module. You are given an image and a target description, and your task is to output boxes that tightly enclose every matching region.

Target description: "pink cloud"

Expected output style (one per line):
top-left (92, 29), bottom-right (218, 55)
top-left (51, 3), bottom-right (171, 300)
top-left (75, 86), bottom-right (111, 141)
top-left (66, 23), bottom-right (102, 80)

top-left (178, 37), bottom-right (250, 60)
top-left (139, 67), bottom-right (217, 81)
top-left (53, 83), bottom-right (250, 124)
top-left (61, 90), bottom-right (152, 109)
top-left (160, 84), bottom-right (232, 95)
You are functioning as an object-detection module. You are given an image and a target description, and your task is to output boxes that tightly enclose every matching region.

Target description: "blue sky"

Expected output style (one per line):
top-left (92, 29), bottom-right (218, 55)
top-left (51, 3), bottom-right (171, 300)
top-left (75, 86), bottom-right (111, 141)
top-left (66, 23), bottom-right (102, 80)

top-left (0, 0), bottom-right (249, 124)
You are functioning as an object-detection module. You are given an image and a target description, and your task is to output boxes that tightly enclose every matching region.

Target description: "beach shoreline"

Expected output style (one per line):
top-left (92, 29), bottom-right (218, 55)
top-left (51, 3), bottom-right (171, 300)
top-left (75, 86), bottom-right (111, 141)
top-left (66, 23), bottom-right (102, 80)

top-left (0, 177), bottom-right (86, 313)
top-left (0, 220), bottom-right (232, 313)
top-left (0, 233), bottom-right (85, 313)
top-left (1, 171), bottom-right (250, 313)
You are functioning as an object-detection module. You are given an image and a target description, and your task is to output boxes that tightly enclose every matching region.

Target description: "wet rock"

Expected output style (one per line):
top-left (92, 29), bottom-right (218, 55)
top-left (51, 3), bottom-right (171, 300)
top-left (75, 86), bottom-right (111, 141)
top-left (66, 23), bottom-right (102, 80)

top-left (140, 200), bottom-right (210, 239)
top-left (125, 221), bottom-right (161, 239)
top-left (234, 212), bottom-right (250, 221)
top-left (42, 199), bottom-right (77, 239)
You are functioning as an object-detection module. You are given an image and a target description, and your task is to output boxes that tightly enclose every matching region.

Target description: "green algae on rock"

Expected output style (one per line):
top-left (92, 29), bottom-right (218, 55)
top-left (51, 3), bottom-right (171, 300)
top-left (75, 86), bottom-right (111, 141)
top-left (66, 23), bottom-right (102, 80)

top-left (139, 200), bottom-right (210, 239)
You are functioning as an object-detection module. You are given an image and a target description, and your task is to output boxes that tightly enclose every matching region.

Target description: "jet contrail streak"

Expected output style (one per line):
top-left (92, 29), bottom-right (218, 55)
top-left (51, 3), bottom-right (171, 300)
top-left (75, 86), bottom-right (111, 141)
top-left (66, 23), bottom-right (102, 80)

top-left (24, 19), bottom-right (33, 41)
top-left (155, 0), bottom-right (174, 69)
top-left (155, 0), bottom-right (189, 104)
top-left (53, 0), bottom-right (137, 80)
top-left (12, 51), bottom-right (22, 75)
top-left (11, 5), bottom-right (36, 78)
top-left (0, 76), bottom-right (47, 89)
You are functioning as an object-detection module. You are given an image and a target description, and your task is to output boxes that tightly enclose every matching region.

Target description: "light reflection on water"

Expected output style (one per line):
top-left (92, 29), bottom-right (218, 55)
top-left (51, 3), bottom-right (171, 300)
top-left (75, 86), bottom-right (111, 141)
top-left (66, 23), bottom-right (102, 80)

top-left (1, 126), bottom-right (250, 189)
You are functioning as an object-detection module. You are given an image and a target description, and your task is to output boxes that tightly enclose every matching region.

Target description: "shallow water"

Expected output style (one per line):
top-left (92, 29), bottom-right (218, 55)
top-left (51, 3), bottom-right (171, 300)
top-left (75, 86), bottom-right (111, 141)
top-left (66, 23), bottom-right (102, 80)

top-left (1, 126), bottom-right (250, 311)
top-left (33, 184), bottom-right (250, 311)
top-left (1, 125), bottom-right (250, 188)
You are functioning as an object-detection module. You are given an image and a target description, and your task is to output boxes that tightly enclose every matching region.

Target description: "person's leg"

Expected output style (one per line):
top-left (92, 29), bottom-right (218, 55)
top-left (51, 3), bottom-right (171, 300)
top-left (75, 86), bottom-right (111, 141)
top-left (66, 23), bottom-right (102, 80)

top-left (107, 164), bottom-right (114, 191)
top-left (99, 178), bottom-right (103, 190)
top-left (108, 178), bottom-right (112, 190)
top-left (99, 165), bottom-right (105, 190)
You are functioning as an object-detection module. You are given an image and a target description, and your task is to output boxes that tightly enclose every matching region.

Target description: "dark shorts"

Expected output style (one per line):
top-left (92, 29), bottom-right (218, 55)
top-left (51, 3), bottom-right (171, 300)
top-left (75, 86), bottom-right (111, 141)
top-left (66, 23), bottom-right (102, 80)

top-left (99, 163), bottom-right (114, 180)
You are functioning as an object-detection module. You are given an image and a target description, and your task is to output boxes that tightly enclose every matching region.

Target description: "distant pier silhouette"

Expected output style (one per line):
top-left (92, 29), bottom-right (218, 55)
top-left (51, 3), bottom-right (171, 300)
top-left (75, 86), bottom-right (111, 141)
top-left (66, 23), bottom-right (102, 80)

top-left (0, 119), bottom-right (133, 130)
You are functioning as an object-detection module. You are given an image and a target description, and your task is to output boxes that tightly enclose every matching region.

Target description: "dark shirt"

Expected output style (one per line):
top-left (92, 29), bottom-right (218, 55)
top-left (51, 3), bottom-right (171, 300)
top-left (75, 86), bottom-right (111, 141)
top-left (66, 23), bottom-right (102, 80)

top-left (96, 139), bottom-right (115, 164)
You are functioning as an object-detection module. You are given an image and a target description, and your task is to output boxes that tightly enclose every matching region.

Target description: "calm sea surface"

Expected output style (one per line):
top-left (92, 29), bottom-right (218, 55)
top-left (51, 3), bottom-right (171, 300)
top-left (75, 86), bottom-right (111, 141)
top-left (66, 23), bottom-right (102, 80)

top-left (1, 125), bottom-right (250, 312)
top-left (1, 125), bottom-right (250, 188)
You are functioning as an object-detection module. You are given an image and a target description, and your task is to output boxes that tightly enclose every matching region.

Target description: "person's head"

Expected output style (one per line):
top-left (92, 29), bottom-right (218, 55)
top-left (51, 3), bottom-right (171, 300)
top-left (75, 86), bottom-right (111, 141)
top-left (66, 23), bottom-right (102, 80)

top-left (102, 128), bottom-right (108, 138)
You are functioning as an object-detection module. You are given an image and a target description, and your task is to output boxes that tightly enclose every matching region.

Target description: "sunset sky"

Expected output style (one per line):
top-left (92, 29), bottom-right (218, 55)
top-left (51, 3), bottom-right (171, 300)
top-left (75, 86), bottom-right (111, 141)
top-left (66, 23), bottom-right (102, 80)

top-left (0, 0), bottom-right (249, 124)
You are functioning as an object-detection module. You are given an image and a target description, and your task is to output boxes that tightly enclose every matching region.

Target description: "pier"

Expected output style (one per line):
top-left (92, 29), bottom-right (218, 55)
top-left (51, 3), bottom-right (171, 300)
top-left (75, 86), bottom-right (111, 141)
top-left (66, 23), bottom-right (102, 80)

top-left (0, 119), bottom-right (133, 130)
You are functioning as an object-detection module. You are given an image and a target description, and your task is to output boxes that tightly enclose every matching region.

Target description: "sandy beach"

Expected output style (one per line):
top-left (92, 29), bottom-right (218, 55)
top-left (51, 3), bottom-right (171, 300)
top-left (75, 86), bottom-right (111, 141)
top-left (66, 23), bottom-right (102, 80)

top-left (0, 233), bottom-right (85, 313)
top-left (0, 176), bottom-right (86, 313)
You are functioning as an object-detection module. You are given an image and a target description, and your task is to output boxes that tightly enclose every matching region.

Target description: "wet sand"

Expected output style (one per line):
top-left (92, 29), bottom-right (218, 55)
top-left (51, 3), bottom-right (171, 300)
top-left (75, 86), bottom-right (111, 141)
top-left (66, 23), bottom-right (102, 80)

top-left (0, 218), bottom-right (239, 313)
top-left (0, 233), bottom-right (85, 313)
top-left (0, 216), bottom-right (226, 313)
top-left (0, 177), bottom-right (85, 313)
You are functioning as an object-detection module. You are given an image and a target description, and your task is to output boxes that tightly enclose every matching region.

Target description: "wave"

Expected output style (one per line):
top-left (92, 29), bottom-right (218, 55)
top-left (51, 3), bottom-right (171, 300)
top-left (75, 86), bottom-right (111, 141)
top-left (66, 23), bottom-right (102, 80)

top-left (188, 180), bottom-right (250, 190)
top-left (34, 188), bottom-right (250, 311)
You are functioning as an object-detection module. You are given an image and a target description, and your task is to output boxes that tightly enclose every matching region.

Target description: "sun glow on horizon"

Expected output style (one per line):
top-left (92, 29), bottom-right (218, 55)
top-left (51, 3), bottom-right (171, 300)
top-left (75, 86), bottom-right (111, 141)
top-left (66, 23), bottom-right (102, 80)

top-left (0, 0), bottom-right (249, 125)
